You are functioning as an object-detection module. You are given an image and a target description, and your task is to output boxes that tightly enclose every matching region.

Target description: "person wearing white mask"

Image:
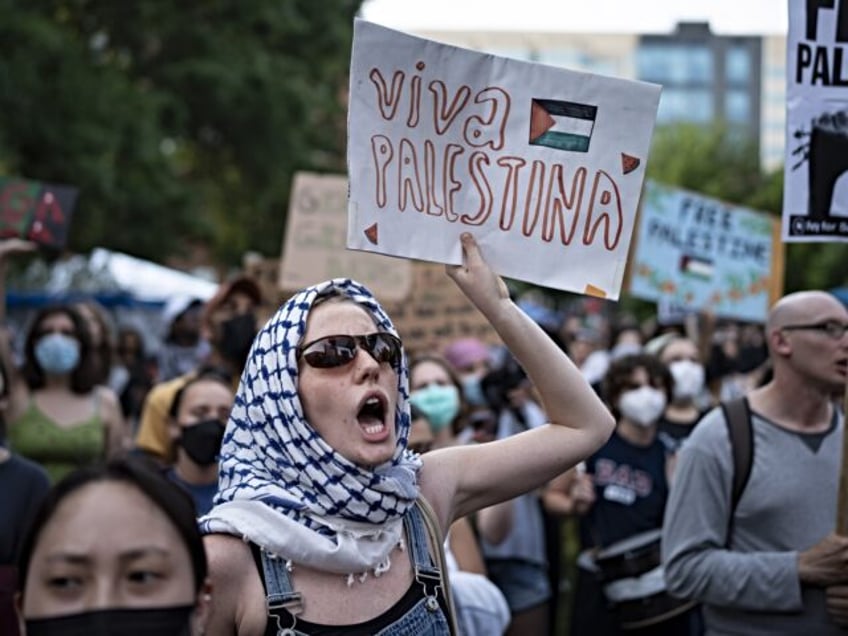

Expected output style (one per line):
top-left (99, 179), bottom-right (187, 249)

top-left (565, 353), bottom-right (699, 636)
top-left (655, 335), bottom-right (712, 454)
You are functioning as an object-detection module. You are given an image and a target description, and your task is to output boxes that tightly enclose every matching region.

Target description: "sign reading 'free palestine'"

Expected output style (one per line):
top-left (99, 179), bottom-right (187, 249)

top-left (346, 20), bottom-right (661, 300)
top-left (629, 181), bottom-right (782, 323)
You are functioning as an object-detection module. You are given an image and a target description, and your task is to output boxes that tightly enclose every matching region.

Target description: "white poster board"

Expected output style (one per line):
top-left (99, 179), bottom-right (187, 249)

top-left (347, 20), bottom-right (661, 299)
top-left (783, 0), bottom-right (848, 241)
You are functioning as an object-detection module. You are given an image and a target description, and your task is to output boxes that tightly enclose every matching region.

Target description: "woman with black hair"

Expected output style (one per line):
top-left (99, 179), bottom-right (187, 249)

top-left (6, 305), bottom-right (128, 482)
top-left (17, 457), bottom-right (211, 635)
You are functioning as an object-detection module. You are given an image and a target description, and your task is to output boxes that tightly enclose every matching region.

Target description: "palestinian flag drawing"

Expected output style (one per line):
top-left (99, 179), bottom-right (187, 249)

top-left (679, 254), bottom-right (713, 281)
top-left (529, 99), bottom-right (598, 153)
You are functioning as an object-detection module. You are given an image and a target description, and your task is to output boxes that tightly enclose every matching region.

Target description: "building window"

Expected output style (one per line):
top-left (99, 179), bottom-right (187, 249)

top-left (725, 90), bottom-right (750, 123)
top-left (537, 50), bottom-right (619, 76)
top-left (637, 44), bottom-right (713, 84)
top-left (726, 46), bottom-right (751, 85)
top-left (657, 88), bottom-right (713, 123)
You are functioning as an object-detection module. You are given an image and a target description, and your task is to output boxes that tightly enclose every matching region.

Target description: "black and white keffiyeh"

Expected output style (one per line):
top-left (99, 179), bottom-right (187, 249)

top-left (199, 279), bottom-right (422, 576)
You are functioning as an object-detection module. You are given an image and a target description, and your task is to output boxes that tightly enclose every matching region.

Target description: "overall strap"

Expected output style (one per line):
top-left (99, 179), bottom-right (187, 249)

top-left (260, 549), bottom-right (303, 635)
top-left (406, 501), bottom-right (442, 582)
top-left (412, 497), bottom-right (459, 635)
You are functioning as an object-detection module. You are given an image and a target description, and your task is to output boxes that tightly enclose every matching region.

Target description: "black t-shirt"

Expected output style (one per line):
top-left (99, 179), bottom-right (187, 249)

top-left (657, 410), bottom-right (708, 454)
top-left (582, 431), bottom-right (668, 549)
top-left (0, 453), bottom-right (51, 563)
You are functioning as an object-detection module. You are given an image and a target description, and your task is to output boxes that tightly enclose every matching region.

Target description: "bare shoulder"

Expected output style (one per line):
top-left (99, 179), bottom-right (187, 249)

top-left (96, 384), bottom-right (120, 405)
top-left (206, 533), bottom-right (253, 568)
top-left (204, 534), bottom-right (266, 636)
top-left (419, 446), bottom-right (467, 529)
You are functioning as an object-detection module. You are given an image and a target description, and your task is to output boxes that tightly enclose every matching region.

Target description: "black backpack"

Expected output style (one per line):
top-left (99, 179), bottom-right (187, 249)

top-left (720, 397), bottom-right (753, 542)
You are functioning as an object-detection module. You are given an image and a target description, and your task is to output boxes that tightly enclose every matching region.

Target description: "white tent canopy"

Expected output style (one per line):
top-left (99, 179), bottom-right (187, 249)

top-left (87, 248), bottom-right (218, 303)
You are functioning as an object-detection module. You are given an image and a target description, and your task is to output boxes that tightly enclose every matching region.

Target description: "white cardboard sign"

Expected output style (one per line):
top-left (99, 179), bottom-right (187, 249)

top-left (346, 20), bottom-right (661, 299)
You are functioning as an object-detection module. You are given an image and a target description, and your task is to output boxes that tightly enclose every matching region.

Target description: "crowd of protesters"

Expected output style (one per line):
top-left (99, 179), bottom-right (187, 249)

top-left (0, 232), bottom-right (847, 635)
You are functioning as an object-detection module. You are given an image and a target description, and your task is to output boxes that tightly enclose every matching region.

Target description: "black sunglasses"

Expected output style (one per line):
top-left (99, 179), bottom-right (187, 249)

top-left (781, 320), bottom-right (848, 340)
top-left (297, 332), bottom-right (403, 369)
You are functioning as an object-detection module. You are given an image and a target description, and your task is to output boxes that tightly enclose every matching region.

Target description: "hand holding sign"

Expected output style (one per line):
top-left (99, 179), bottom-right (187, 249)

top-left (446, 233), bottom-right (510, 318)
top-left (0, 238), bottom-right (38, 260)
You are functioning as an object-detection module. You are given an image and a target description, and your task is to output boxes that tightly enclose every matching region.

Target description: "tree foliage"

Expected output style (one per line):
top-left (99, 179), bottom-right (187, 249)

top-left (0, 0), bottom-right (361, 265)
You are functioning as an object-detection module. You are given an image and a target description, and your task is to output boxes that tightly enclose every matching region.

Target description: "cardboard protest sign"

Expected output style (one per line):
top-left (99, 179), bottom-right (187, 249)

top-left (0, 176), bottom-right (78, 249)
top-left (783, 0), bottom-right (848, 241)
top-left (628, 181), bottom-right (783, 323)
top-left (382, 260), bottom-right (499, 355)
top-left (279, 172), bottom-right (412, 301)
top-left (346, 20), bottom-right (661, 300)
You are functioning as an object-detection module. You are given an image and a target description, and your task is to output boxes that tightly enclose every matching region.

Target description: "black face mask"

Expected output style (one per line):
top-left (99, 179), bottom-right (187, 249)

top-left (219, 313), bottom-right (257, 365)
top-left (26, 604), bottom-right (194, 636)
top-left (179, 418), bottom-right (226, 466)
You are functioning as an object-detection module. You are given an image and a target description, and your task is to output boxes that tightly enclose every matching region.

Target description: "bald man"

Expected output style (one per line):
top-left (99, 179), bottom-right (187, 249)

top-left (661, 291), bottom-right (848, 635)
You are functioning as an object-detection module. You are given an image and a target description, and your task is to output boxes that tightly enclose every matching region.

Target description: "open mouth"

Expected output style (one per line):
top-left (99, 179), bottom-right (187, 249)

top-left (357, 394), bottom-right (388, 436)
top-left (836, 359), bottom-right (848, 375)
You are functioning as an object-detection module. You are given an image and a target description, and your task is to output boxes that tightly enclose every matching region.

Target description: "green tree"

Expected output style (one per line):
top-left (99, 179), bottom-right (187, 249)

top-left (0, 0), bottom-right (361, 265)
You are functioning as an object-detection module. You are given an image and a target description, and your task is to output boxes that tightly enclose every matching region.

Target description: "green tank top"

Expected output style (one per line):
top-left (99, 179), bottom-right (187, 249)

top-left (7, 395), bottom-right (105, 483)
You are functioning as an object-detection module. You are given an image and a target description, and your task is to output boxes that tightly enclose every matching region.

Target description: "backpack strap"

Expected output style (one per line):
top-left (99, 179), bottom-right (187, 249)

top-left (720, 396), bottom-right (753, 543)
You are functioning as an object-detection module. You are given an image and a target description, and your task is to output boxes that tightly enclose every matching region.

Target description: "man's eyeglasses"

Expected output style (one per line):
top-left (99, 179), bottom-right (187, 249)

top-left (780, 320), bottom-right (848, 340)
top-left (297, 333), bottom-right (402, 369)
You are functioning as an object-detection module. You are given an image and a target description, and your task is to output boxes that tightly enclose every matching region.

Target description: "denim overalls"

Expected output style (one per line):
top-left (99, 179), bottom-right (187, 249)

top-left (258, 503), bottom-right (453, 635)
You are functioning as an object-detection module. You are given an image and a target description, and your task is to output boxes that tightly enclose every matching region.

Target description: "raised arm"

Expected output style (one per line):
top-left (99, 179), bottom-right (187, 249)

top-left (419, 233), bottom-right (614, 528)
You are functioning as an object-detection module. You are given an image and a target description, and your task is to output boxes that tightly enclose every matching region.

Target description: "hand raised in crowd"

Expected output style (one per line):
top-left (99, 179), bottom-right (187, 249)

top-left (542, 466), bottom-right (596, 518)
top-left (798, 533), bottom-right (848, 587)
top-left (0, 238), bottom-right (37, 260)
top-left (569, 469), bottom-right (596, 516)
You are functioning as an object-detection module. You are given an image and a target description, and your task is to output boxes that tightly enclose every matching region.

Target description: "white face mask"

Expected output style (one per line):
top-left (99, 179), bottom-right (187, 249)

top-left (618, 386), bottom-right (667, 427)
top-left (669, 360), bottom-right (705, 401)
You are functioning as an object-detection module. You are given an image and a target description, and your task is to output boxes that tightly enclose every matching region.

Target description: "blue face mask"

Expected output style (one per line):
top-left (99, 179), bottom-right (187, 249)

top-left (409, 384), bottom-right (460, 431)
top-left (461, 375), bottom-right (487, 406)
top-left (34, 333), bottom-right (81, 375)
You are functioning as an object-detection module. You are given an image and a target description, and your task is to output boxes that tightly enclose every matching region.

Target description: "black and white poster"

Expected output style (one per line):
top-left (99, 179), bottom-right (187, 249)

top-left (784, 0), bottom-right (848, 241)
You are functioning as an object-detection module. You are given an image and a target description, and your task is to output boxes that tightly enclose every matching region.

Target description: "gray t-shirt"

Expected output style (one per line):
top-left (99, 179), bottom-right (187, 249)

top-left (662, 404), bottom-right (845, 636)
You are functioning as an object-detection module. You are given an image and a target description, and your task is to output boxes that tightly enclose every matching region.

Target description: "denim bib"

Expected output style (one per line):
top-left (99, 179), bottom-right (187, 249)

top-left (259, 503), bottom-right (452, 635)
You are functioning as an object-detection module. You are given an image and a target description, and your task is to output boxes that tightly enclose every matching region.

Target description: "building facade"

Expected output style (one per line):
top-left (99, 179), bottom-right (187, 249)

top-left (416, 23), bottom-right (784, 170)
